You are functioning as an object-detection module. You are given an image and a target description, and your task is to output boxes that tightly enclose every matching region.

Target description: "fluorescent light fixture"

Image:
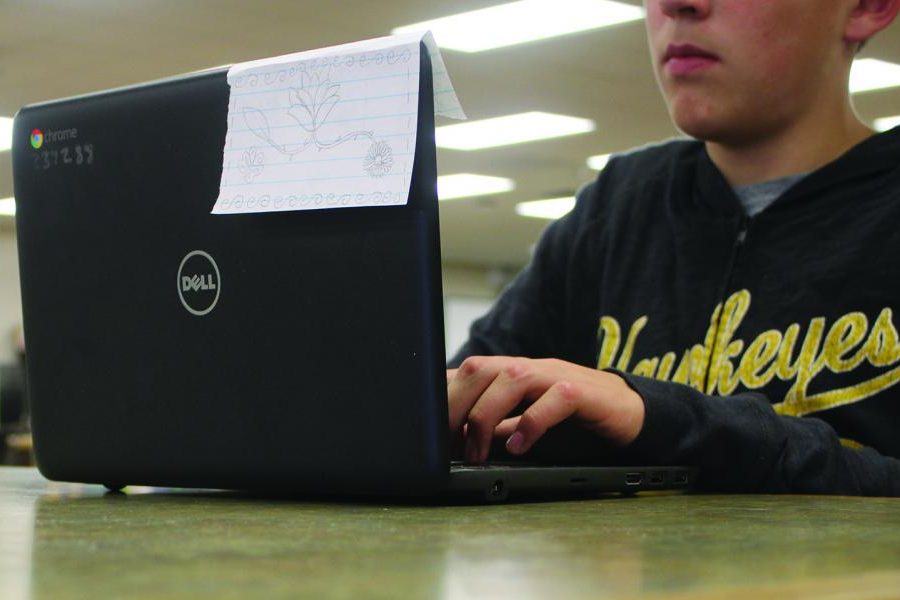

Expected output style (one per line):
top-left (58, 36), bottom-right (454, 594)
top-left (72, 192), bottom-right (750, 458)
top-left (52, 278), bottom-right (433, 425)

top-left (850, 59), bottom-right (900, 93)
top-left (393, 0), bottom-right (645, 53)
top-left (438, 174), bottom-right (515, 200)
top-left (874, 115), bottom-right (900, 132)
top-left (0, 197), bottom-right (15, 217)
top-left (0, 117), bottom-right (13, 152)
top-left (436, 112), bottom-right (595, 151)
top-left (516, 196), bottom-right (576, 219)
top-left (587, 153), bottom-right (611, 170)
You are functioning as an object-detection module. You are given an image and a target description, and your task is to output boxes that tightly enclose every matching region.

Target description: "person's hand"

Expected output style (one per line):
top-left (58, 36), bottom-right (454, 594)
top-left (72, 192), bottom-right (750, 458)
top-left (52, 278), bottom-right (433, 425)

top-left (447, 356), bottom-right (645, 463)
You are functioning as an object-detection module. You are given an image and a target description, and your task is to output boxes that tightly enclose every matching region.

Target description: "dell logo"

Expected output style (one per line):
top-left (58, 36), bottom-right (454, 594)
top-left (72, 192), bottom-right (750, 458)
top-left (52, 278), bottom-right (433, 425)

top-left (181, 274), bottom-right (217, 292)
top-left (177, 250), bottom-right (221, 316)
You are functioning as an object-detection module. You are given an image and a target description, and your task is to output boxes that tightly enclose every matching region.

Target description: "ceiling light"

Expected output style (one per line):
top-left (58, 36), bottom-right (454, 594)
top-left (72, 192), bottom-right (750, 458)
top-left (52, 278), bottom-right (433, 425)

top-left (0, 117), bottom-right (13, 152)
top-left (0, 197), bottom-right (15, 217)
top-left (438, 174), bottom-right (515, 200)
top-left (436, 112), bottom-right (595, 150)
top-left (587, 153), bottom-right (611, 170)
top-left (393, 0), bottom-right (645, 53)
top-left (874, 115), bottom-right (900, 132)
top-left (516, 196), bottom-right (576, 219)
top-left (850, 59), bottom-right (900, 93)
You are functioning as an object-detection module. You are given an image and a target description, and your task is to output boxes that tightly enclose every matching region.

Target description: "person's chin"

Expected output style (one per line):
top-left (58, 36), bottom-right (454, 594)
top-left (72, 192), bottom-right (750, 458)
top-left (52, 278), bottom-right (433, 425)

top-left (669, 104), bottom-right (732, 143)
top-left (664, 91), bottom-right (712, 132)
top-left (674, 120), bottom-right (726, 142)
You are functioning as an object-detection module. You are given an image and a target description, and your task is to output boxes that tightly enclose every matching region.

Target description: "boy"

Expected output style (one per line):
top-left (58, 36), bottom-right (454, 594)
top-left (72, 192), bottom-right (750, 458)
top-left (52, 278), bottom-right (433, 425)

top-left (447, 0), bottom-right (900, 495)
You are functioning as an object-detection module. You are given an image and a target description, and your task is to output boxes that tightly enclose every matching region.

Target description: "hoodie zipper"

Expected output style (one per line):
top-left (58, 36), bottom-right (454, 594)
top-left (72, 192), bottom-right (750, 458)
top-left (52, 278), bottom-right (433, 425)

top-left (702, 216), bottom-right (750, 394)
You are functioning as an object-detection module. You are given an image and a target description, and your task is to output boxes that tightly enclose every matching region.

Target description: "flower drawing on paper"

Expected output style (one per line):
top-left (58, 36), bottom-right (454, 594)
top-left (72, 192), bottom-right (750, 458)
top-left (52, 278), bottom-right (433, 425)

top-left (243, 67), bottom-right (376, 158)
top-left (363, 140), bottom-right (394, 178)
top-left (239, 148), bottom-right (264, 182)
top-left (287, 70), bottom-right (340, 138)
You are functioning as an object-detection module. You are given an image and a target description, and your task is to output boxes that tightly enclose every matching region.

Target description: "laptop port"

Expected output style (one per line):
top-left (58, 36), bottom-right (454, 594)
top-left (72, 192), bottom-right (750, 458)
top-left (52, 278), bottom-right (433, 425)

top-left (625, 472), bottom-right (643, 486)
top-left (672, 471), bottom-right (689, 485)
top-left (649, 471), bottom-right (666, 485)
top-left (490, 479), bottom-right (505, 498)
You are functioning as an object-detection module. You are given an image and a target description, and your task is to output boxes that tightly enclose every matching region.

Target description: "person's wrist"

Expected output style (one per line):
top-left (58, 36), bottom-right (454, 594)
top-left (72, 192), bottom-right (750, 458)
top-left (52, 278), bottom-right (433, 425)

top-left (620, 380), bottom-right (646, 445)
top-left (603, 372), bottom-right (646, 446)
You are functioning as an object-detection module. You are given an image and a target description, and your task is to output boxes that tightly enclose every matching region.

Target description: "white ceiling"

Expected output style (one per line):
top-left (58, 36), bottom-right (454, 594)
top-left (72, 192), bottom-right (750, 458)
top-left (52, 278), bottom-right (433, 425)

top-left (1, 1), bottom-right (899, 266)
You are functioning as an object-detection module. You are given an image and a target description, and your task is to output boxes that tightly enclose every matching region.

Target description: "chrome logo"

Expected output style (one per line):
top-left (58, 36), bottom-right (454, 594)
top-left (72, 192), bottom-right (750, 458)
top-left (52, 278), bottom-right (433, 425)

top-left (30, 129), bottom-right (43, 150)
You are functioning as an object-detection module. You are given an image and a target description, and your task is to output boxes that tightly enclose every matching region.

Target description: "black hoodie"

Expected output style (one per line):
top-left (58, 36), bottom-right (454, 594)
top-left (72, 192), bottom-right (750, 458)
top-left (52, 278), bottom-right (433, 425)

top-left (450, 127), bottom-right (900, 496)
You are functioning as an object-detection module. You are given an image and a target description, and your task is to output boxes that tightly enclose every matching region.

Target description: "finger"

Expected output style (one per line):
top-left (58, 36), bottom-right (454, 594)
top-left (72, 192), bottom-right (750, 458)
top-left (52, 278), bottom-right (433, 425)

top-left (447, 357), bottom-right (497, 433)
top-left (465, 360), bottom-right (541, 463)
top-left (446, 368), bottom-right (458, 385)
top-left (447, 356), bottom-right (509, 433)
top-left (493, 416), bottom-right (520, 439)
top-left (506, 381), bottom-right (579, 456)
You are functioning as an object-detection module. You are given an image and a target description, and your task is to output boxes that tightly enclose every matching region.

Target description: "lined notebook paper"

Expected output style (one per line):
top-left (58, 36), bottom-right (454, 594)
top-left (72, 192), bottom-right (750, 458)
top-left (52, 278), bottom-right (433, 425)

top-left (212, 31), bottom-right (464, 215)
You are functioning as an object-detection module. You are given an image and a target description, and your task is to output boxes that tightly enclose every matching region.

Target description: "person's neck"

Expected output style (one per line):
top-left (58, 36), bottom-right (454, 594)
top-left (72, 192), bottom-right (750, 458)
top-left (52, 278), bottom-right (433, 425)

top-left (705, 105), bottom-right (874, 187)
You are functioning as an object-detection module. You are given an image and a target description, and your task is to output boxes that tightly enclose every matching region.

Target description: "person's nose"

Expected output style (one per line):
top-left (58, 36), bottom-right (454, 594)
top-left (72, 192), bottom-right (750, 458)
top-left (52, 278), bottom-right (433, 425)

top-left (658, 0), bottom-right (712, 19)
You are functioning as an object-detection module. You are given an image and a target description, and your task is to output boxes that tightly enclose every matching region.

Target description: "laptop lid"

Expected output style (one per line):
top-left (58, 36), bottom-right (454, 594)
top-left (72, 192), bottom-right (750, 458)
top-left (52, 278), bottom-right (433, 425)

top-left (13, 45), bottom-right (451, 495)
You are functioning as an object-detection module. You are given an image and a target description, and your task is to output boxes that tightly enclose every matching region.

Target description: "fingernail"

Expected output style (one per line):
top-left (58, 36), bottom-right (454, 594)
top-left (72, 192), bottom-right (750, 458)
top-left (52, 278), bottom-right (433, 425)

top-left (506, 431), bottom-right (525, 454)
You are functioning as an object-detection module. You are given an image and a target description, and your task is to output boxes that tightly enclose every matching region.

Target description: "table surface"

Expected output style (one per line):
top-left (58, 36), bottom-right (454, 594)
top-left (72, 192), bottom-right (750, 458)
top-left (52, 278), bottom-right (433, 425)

top-left (2, 466), bottom-right (899, 600)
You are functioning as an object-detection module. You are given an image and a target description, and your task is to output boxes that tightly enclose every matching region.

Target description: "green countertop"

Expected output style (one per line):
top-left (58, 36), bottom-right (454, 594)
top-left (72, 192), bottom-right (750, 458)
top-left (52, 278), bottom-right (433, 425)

top-left (1, 466), bottom-right (899, 599)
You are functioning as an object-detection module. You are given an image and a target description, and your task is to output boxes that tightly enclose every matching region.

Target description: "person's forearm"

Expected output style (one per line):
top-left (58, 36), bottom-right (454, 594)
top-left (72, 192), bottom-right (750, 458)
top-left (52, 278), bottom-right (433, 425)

top-left (614, 371), bottom-right (900, 496)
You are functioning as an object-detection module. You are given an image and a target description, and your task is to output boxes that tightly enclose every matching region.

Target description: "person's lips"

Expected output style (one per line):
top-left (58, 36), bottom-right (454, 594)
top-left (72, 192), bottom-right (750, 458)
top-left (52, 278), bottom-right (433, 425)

top-left (663, 43), bottom-right (720, 76)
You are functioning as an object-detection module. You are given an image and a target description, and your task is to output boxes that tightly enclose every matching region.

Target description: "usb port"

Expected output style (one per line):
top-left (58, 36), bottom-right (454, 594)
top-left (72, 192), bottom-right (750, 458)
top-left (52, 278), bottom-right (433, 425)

top-left (649, 471), bottom-right (666, 485)
top-left (672, 471), bottom-right (688, 485)
top-left (625, 472), bottom-right (643, 486)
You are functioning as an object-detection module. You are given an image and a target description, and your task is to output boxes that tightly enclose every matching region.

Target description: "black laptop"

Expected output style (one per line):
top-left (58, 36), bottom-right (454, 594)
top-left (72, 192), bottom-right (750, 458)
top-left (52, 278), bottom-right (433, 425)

top-left (12, 47), bottom-right (695, 501)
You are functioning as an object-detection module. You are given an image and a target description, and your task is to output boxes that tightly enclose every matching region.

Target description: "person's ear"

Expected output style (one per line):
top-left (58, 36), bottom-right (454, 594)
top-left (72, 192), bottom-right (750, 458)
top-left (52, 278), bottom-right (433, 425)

top-left (844, 0), bottom-right (900, 45)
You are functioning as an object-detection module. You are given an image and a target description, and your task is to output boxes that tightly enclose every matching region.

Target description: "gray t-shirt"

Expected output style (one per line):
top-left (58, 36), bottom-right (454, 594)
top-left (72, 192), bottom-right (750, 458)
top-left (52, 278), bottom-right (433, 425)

top-left (733, 173), bottom-right (807, 217)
